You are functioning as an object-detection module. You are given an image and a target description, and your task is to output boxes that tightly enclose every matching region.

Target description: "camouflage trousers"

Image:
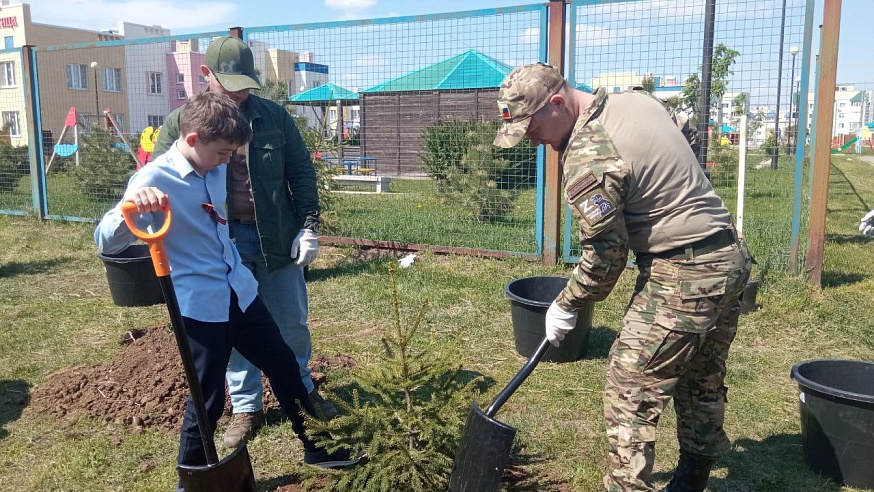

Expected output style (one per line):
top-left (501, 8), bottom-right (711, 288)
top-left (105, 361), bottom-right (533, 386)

top-left (603, 240), bottom-right (752, 492)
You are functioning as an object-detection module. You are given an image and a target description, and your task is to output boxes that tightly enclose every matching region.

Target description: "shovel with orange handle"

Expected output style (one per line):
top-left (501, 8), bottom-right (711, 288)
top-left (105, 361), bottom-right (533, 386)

top-left (121, 199), bottom-right (256, 492)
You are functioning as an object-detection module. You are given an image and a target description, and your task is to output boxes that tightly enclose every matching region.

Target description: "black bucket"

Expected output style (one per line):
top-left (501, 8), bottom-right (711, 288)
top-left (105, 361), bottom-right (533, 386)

top-left (98, 244), bottom-right (164, 307)
top-left (505, 276), bottom-right (594, 363)
top-left (739, 279), bottom-right (759, 315)
top-left (790, 359), bottom-right (874, 489)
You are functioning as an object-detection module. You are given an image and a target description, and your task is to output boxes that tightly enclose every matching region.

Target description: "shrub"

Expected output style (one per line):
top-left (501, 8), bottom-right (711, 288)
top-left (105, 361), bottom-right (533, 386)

top-left (292, 114), bottom-right (341, 235)
top-left (0, 137), bottom-right (28, 193)
top-left (69, 127), bottom-right (136, 201)
top-left (302, 266), bottom-right (485, 492)
top-left (421, 120), bottom-right (535, 222)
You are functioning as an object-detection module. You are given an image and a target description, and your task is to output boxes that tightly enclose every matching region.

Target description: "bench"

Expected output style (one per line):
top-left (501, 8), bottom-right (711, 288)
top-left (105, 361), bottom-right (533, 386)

top-left (331, 174), bottom-right (391, 193)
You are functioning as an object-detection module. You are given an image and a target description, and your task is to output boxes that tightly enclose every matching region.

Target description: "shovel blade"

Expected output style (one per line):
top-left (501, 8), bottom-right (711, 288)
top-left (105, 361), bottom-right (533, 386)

top-left (449, 402), bottom-right (517, 492)
top-left (178, 444), bottom-right (256, 492)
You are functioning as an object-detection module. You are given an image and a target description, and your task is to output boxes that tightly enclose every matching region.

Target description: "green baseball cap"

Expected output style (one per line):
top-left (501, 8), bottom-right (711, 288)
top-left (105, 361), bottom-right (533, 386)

top-left (205, 36), bottom-right (261, 92)
top-left (494, 63), bottom-right (566, 148)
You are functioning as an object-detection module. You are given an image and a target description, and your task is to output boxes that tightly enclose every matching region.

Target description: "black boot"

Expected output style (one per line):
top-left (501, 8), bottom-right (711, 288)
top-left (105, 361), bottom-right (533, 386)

top-left (661, 453), bottom-right (716, 492)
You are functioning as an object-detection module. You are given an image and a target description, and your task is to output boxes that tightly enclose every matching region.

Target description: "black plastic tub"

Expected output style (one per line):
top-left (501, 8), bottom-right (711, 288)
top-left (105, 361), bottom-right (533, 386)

top-left (790, 359), bottom-right (874, 489)
top-left (504, 276), bottom-right (594, 363)
top-left (98, 244), bottom-right (164, 307)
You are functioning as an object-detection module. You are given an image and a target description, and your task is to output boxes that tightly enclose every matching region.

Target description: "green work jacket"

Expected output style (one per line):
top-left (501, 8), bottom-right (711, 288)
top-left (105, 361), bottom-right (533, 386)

top-left (153, 94), bottom-right (320, 273)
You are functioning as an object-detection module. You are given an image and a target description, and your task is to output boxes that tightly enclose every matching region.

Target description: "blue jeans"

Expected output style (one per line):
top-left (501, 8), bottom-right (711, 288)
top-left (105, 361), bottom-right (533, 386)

top-left (226, 222), bottom-right (314, 414)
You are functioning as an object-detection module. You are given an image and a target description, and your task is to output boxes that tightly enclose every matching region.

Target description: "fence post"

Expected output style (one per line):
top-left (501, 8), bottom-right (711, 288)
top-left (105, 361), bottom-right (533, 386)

top-left (696, 0), bottom-right (715, 169)
top-left (805, 0), bottom-right (842, 286)
top-left (21, 45), bottom-right (47, 219)
top-left (543, 0), bottom-right (567, 265)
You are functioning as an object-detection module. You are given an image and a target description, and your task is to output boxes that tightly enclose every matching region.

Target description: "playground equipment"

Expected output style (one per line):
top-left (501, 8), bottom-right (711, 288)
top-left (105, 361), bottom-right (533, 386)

top-left (46, 107), bottom-right (141, 173)
top-left (46, 107), bottom-right (80, 173)
top-left (137, 125), bottom-right (161, 169)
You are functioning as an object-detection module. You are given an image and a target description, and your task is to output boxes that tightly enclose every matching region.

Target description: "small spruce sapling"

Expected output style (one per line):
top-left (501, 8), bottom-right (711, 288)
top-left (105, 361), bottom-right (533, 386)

top-left (302, 265), bottom-right (484, 492)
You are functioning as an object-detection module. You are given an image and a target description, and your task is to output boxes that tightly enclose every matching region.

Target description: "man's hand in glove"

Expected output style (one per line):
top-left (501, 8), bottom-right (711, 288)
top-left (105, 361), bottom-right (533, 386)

top-left (545, 301), bottom-right (577, 347)
top-left (291, 229), bottom-right (319, 266)
top-left (860, 210), bottom-right (874, 236)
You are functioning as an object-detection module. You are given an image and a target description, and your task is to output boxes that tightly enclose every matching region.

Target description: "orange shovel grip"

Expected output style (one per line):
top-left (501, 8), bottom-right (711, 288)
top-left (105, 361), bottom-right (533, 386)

top-left (120, 199), bottom-right (173, 277)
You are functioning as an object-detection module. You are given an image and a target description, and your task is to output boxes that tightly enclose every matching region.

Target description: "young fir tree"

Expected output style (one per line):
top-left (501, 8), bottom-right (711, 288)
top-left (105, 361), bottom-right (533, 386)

top-left (302, 266), bottom-right (484, 492)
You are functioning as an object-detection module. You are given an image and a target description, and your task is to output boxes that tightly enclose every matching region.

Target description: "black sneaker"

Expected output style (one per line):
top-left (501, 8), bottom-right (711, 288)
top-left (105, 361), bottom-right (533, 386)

top-left (303, 446), bottom-right (363, 469)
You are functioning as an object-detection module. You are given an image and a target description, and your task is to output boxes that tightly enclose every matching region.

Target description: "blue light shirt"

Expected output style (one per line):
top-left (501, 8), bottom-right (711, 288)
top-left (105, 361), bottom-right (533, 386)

top-left (94, 142), bottom-right (259, 322)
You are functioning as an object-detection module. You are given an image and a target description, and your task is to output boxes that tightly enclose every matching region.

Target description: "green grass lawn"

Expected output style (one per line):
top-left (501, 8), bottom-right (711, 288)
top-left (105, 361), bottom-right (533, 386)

top-left (1, 154), bottom-right (874, 490)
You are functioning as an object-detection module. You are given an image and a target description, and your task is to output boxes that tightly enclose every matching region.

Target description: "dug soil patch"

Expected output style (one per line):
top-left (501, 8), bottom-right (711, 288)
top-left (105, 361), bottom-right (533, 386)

top-left (30, 324), bottom-right (357, 434)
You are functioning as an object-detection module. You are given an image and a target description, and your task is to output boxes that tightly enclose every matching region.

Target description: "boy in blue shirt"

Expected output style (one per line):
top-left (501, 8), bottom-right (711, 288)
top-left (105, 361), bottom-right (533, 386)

top-left (94, 92), bottom-right (359, 484)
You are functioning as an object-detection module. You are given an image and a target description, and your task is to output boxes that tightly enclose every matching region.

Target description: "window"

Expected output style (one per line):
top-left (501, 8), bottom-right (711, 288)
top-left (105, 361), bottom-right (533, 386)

top-left (2, 111), bottom-right (20, 136)
top-left (198, 74), bottom-right (206, 84)
top-left (66, 64), bottom-right (88, 90)
top-left (3, 36), bottom-right (12, 49)
top-left (103, 67), bottom-right (121, 92)
top-left (328, 108), bottom-right (337, 121)
top-left (177, 89), bottom-right (186, 100)
top-left (112, 113), bottom-right (125, 133)
top-left (176, 73), bottom-right (184, 84)
top-left (1, 62), bottom-right (14, 88)
top-left (147, 115), bottom-right (164, 128)
top-left (147, 72), bottom-right (163, 95)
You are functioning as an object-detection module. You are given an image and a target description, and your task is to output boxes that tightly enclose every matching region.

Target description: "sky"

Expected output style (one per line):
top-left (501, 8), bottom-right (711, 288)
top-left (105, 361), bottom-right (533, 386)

top-left (28, 0), bottom-right (872, 84)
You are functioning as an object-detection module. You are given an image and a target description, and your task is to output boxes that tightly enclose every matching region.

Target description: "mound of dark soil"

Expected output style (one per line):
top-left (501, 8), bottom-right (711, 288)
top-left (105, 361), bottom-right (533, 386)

top-left (30, 325), bottom-right (357, 434)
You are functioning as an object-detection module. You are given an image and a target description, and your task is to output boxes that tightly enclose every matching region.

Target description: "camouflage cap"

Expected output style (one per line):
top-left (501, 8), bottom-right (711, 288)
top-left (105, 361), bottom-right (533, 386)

top-left (494, 63), bottom-right (566, 148)
top-left (205, 36), bottom-right (261, 92)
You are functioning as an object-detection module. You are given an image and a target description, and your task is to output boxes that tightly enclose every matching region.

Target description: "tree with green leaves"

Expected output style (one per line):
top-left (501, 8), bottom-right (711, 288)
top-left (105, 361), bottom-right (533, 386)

top-left (640, 73), bottom-right (655, 94)
top-left (670, 44), bottom-right (741, 125)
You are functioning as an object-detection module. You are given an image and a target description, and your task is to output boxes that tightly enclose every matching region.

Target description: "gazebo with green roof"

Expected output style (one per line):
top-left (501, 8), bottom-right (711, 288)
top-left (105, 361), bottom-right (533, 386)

top-left (357, 50), bottom-right (514, 176)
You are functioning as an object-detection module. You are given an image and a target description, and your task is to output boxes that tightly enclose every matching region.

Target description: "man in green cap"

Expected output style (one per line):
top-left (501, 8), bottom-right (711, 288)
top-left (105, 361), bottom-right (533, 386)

top-left (154, 35), bottom-right (337, 450)
top-left (495, 63), bottom-right (752, 492)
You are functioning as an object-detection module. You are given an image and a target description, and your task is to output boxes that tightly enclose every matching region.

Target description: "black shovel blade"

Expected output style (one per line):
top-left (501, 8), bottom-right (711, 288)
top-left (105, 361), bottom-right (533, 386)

top-left (448, 402), bottom-right (517, 492)
top-left (177, 444), bottom-right (256, 492)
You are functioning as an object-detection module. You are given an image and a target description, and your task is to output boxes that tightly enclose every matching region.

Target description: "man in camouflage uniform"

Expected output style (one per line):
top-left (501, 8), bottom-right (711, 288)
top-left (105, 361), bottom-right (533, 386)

top-left (494, 63), bottom-right (752, 492)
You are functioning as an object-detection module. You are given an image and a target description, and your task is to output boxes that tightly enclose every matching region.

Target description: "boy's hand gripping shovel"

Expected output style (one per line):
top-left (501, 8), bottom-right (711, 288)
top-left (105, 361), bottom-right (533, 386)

top-left (448, 336), bottom-right (551, 492)
top-left (122, 200), bottom-right (256, 492)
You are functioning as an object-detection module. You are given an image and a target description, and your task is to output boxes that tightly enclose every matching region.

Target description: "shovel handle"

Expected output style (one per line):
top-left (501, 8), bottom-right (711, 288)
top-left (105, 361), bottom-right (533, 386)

top-left (485, 337), bottom-right (551, 418)
top-left (121, 199), bottom-right (173, 277)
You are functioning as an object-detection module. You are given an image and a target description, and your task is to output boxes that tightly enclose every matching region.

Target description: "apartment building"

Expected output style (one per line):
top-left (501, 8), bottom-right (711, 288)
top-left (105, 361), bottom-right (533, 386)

top-left (0, 1), bottom-right (308, 152)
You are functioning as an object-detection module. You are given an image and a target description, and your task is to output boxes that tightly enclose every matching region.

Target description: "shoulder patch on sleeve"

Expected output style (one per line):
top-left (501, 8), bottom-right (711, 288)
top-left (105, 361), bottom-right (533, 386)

top-left (566, 170), bottom-right (598, 202)
top-left (572, 190), bottom-right (617, 227)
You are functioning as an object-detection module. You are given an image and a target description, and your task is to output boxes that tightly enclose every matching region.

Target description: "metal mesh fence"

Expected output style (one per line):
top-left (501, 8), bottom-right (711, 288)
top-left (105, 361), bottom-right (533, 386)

top-left (0, 48), bottom-right (32, 215)
top-left (245, 6), bottom-right (546, 255)
top-left (0, 1), bottom-right (823, 268)
top-left (34, 33), bottom-right (225, 220)
top-left (567, 0), bottom-right (811, 271)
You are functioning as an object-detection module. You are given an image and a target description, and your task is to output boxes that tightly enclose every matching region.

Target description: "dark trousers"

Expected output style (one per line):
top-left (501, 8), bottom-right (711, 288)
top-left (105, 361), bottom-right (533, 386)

top-left (176, 292), bottom-right (317, 467)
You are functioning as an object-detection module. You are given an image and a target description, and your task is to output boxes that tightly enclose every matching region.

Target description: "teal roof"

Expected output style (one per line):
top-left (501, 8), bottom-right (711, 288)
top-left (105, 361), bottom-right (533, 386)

top-left (576, 82), bottom-right (595, 93)
top-left (289, 83), bottom-right (358, 103)
top-left (361, 50), bottom-right (512, 93)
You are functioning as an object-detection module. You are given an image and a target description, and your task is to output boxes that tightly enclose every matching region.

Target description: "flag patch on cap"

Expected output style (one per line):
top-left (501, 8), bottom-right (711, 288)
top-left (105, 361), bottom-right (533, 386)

top-left (498, 101), bottom-right (511, 120)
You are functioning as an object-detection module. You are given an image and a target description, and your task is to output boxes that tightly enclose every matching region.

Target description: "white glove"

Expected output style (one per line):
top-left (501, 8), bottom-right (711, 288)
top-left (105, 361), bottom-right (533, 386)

top-left (860, 210), bottom-right (874, 236)
top-left (291, 228), bottom-right (319, 266)
top-left (545, 301), bottom-right (577, 348)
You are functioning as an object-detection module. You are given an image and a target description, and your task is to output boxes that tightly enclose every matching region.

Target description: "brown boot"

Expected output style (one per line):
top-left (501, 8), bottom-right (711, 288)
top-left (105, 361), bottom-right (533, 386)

top-left (309, 390), bottom-right (339, 421)
top-left (661, 453), bottom-right (716, 492)
top-left (221, 410), bottom-right (265, 448)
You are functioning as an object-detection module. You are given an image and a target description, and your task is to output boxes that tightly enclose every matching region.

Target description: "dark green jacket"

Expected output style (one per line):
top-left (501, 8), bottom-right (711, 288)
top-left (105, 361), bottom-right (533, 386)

top-left (153, 94), bottom-right (320, 272)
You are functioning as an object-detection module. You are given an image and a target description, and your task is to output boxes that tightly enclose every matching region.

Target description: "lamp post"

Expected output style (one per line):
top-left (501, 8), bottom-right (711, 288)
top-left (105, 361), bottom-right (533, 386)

top-left (90, 61), bottom-right (100, 128)
top-left (792, 75), bottom-right (801, 152)
top-left (787, 45), bottom-right (799, 155)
